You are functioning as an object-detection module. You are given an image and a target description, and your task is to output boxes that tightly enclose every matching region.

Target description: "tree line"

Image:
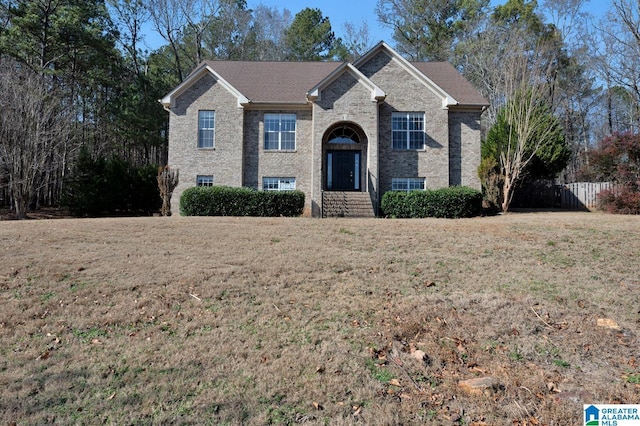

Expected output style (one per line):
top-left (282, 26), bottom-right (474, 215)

top-left (0, 0), bottom-right (639, 217)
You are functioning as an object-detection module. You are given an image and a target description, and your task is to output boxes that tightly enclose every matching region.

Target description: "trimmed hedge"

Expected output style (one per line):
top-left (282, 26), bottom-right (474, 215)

top-left (381, 186), bottom-right (483, 218)
top-left (180, 186), bottom-right (305, 217)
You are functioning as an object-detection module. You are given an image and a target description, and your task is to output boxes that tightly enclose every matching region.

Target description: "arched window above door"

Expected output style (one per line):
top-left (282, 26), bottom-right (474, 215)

top-left (328, 126), bottom-right (360, 144)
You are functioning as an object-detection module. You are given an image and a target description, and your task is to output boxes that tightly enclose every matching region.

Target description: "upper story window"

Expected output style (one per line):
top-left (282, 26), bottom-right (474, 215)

top-left (196, 175), bottom-right (214, 186)
top-left (392, 177), bottom-right (425, 192)
top-left (392, 112), bottom-right (425, 150)
top-left (198, 110), bottom-right (215, 148)
top-left (264, 113), bottom-right (296, 150)
top-left (263, 177), bottom-right (296, 191)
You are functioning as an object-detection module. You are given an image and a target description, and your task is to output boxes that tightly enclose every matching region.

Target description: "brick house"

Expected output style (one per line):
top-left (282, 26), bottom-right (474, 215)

top-left (161, 42), bottom-right (488, 217)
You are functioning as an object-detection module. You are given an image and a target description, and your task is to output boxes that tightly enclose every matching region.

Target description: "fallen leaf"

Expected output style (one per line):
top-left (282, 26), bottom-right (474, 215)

top-left (425, 281), bottom-right (436, 287)
top-left (107, 392), bottom-right (116, 400)
top-left (352, 406), bottom-right (362, 416)
top-left (91, 338), bottom-right (102, 345)
top-left (389, 379), bottom-right (401, 387)
top-left (312, 401), bottom-right (323, 410)
top-left (36, 351), bottom-right (50, 360)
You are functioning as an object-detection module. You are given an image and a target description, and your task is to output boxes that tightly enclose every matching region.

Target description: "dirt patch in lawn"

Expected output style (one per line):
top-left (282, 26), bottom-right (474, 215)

top-left (1, 212), bottom-right (639, 424)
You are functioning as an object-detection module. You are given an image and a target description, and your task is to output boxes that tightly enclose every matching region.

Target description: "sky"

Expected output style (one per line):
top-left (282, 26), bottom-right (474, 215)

top-left (141, 0), bottom-right (612, 52)
top-left (243, 0), bottom-right (611, 44)
top-left (245, 0), bottom-right (393, 43)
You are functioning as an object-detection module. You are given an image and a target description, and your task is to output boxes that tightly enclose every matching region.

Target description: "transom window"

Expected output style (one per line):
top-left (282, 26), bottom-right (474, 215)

top-left (392, 177), bottom-right (425, 192)
top-left (263, 177), bottom-right (296, 191)
top-left (196, 175), bottom-right (214, 186)
top-left (264, 114), bottom-right (296, 150)
top-left (392, 112), bottom-right (425, 150)
top-left (198, 110), bottom-right (215, 148)
top-left (328, 126), bottom-right (360, 144)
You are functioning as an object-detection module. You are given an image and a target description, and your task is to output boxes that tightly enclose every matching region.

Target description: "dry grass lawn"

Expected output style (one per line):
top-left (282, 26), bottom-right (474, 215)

top-left (1, 212), bottom-right (639, 425)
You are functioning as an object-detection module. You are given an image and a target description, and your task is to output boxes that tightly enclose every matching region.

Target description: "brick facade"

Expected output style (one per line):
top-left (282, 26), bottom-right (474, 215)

top-left (164, 43), bottom-right (486, 216)
top-left (167, 73), bottom-right (244, 212)
top-left (359, 52), bottom-right (451, 193)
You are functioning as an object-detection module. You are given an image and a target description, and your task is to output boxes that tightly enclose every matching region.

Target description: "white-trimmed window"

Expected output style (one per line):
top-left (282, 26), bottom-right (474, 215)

top-left (392, 112), bottom-right (425, 150)
top-left (198, 110), bottom-right (215, 148)
top-left (196, 175), bottom-right (214, 186)
top-left (392, 177), bottom-right (425, 192)
top-left (264, 113), bottom-right (296, 150)
top-left (263, 177), bottom-right (296, 191)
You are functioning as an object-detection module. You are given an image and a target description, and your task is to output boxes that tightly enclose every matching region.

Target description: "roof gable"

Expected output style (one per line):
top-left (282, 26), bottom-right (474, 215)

top-left (354, 41), bottom-right (488, 109)
top-left (160, 64), bottom-right (249, 109)
top-left (307, 63), bottom-right (386, 103)
top-left (160, 42), bottom-right (487, 110)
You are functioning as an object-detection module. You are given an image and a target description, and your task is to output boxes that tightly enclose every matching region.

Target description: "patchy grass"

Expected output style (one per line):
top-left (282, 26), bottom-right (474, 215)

top-left (0, 212), bottom-right (639, 424)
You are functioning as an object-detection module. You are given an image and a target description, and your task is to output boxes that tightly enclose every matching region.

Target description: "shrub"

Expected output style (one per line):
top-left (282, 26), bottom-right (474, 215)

top-left (597, 186), bottom-right (640, 215)
top-left (180, 186), bottom-right (305, 217)
top-left (63, 147), bottom-right (161, 216)
top-left (580, 132), bottom-right (640, 214)
top-left (381, 186), bottom-right (483, 219)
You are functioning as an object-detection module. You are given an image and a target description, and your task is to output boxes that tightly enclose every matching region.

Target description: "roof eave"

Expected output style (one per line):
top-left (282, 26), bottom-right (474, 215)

top-left (159, 64), bottom-right (249, 110)
top-left (447, 102), bottom-right (491, 112)
top-left (307, 63), bottom-right (386, 103)
top-left (355, 42), bottom-right (463, 109)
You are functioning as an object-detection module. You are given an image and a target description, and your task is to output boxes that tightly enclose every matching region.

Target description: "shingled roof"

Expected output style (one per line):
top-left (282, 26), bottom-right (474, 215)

top-left (200, 60), bottom-right (343, 104)
top-left (162, 43), bottom-right (488, 108)
top-left (412, 62), bottom-right (488, 107)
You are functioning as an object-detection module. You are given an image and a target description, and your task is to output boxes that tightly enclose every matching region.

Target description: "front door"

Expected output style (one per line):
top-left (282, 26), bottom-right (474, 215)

top-left (327, 150), bottom-right (360, 191)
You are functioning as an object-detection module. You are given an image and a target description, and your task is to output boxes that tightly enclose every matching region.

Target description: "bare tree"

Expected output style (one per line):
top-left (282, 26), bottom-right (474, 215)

top-left (157, 166), bottom-right (179, 216)
top-left (251, 5), bottom-right (292, 60)
top-left (181, 0), bottom-right (221, 64)
top-left (0, 57), bottom-right (74, 218)
top-left (109, 0), bottom-right (151, 76)
top-left (492, 40), bottom-right (564, 212)
top-left (341, 20), bottom-right (375, 61)
top-left (147, 0), bottom-right (189, 81)
top-left (593, 0), bottom-right (640, 133)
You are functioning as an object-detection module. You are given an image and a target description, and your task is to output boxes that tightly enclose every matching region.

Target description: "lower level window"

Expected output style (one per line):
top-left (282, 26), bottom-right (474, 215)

top-left (196, 175), bottom-right (214, 186)
top-left (263, 177), bottom-right (296, 191)
top-left (392, 177), bottom-right (425, 192)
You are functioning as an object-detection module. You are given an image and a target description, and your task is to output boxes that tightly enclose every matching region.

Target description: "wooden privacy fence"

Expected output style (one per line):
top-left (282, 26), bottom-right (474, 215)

top-left (559, 182), bottom-right (612, 210)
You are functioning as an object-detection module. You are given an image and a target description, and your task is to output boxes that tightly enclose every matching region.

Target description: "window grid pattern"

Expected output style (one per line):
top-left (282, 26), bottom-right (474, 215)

top-left (198, 110), bottom-right (215, 148)
top-left (263, 177), bottom-right (296, 191)
top-left (264, 114), bottom-right (296, 150)
top-left (392, 177), bottom-right (425, 192)
top-left (392, 112), bottom-right (425, 150)
top-left (196, 175), bottom-right (214, 186)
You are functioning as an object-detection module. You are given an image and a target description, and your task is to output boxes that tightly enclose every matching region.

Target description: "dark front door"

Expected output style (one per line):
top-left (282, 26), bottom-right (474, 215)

top-left (327, 150), bottom-right (360, 191)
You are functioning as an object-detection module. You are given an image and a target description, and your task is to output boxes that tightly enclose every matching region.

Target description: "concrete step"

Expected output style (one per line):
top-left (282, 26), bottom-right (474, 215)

top-left (322, 192), bottom-right (375, 218)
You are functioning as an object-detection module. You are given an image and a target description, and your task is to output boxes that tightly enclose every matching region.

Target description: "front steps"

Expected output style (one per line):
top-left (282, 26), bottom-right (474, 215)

top-left (322, 191), bottom-right (375, 218)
